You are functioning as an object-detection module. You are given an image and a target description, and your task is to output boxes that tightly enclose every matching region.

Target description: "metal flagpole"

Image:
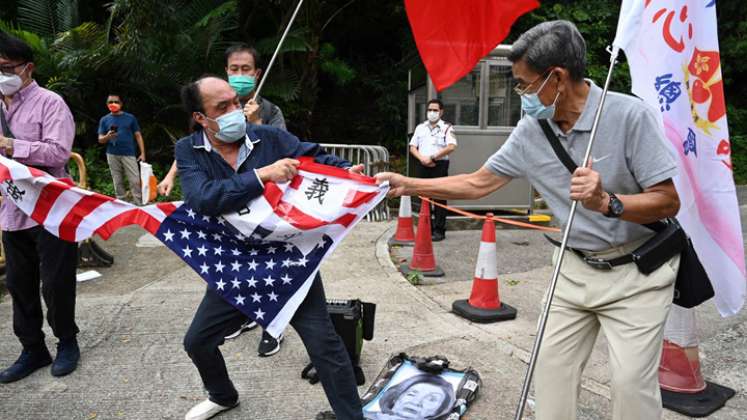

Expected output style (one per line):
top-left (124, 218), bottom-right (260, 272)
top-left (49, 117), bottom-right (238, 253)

top-left (513, 47), bottom-right (620, 420)
top-left (252, 0), bottom-right (305, 100)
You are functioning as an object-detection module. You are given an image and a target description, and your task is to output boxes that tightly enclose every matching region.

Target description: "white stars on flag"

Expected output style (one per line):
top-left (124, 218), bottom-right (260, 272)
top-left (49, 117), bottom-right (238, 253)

top-left (281, 274), bottom-right (293, 285)
top-left (230, 260), bottom-right (242, 272)
top-left (197, 245), bottom-right (208, 256)
top-left (163, 230), bottom-right (175, 242)
top-left (235, 294), bottom-right (245, 305)
top-left (214, 261), bottom-right (225, 273)
top-left (254, 308), bottom-right (265, 320)
top-left (215, 279), bottom-right (226, 290)
top-left (182, 246), bottom-right (193, 258)
top-left (231, 278), bottom-right (241, 289)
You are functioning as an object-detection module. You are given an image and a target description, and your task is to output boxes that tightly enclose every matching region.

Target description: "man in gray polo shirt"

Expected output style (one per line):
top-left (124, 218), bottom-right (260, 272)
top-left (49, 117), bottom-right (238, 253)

top-left (376, 20), bottom-right (680, 420)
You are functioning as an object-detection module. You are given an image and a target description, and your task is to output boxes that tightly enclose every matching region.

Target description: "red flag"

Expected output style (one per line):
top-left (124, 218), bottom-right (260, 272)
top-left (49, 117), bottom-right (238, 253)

top-left (405, 0), bottom-right (539, 91)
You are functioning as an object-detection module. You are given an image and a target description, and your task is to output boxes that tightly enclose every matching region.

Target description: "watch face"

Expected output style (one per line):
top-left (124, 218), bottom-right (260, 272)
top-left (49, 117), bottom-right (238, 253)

top-left (610, 196), bottom-right (624, 216)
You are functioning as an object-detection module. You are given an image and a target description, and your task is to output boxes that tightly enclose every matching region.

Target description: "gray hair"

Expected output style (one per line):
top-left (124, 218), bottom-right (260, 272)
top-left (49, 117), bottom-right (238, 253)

top-left (508, 20), bottom-right (587, 81)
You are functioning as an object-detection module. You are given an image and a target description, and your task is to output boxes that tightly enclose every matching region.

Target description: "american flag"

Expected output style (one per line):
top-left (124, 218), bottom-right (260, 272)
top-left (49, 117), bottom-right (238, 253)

top-left (0, 155), bottom-right (388, 336)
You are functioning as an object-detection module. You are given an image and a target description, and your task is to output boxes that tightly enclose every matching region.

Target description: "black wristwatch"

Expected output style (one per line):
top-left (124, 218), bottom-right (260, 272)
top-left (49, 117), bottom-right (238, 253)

top-left (605, 192), bottom-right (624, 218)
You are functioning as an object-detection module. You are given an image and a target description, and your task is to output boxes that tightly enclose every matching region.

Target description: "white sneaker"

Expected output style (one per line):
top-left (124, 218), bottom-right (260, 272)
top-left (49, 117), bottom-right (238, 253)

top-left (224, 321), bottom-right (258, 340)
top-left (185, 399), bottom-right (238, 420)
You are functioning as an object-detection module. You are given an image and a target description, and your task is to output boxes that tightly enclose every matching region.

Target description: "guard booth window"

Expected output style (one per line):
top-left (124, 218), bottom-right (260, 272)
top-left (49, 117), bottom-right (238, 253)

top-left (440, 66), bottom-right (480, 126)
top-left (411, 62), bottom-right (519, 128)
top-left (488, 64), bottom-right (521, 127)
top-left (413, 66), bottom-right (481, 126)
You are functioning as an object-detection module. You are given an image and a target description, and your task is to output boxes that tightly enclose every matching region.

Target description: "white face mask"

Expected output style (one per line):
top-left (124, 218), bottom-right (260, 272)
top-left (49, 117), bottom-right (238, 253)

top-left (427, 110), bottom-right (440, 123)
top-left (0, 64), bottom-right (27, 96)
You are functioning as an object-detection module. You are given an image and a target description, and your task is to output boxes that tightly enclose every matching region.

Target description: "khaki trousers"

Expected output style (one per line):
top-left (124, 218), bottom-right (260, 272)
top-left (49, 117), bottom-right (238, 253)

top-left (106, 154), bottom-right (141, 204)
top-left (535, 239), bottom-right (679, 420)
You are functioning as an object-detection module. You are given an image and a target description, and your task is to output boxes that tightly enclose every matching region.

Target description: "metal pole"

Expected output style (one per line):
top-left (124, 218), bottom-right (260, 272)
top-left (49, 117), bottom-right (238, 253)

top-left (513, 50), bottom-right (619, 420)
top-left (252, 0), bottom-right (305, 100)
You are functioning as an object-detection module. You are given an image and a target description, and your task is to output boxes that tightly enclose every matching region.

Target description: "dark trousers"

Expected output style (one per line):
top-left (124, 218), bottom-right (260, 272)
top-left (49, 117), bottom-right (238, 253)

top-left (183, 275), bottom-right (364, 420)
top-left (3, 226), bottom-right (79, 350)
top-left (416, 160), bottom-right (449, 234)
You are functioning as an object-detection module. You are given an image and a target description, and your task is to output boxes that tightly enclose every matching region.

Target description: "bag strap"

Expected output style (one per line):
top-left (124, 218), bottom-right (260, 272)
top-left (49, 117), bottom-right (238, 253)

top-left (538, 119), bottom-right (577, 174)
top-left (0, 105), bottom-right (15, 138)
top-left (537, 119), bottom-right (666, 232)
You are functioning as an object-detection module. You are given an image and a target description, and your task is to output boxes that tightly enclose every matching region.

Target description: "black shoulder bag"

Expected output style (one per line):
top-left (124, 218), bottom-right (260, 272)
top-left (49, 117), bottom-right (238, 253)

top-left (538, 119), bottom-right (714, 308)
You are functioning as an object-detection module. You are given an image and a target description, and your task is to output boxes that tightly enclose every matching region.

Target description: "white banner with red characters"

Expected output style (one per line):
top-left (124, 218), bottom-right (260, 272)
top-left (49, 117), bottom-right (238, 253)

top-left (614, 0), bottom-right (745, 316)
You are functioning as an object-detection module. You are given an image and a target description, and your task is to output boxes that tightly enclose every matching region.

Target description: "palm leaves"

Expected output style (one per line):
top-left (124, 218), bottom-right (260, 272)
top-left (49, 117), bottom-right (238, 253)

top-left (16, 0), bottom-right (79, 38)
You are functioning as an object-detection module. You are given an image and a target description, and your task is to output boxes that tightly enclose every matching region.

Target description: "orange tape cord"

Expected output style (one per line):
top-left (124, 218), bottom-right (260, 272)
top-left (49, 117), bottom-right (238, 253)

top-left (419, 196), bottom-right (560, 233)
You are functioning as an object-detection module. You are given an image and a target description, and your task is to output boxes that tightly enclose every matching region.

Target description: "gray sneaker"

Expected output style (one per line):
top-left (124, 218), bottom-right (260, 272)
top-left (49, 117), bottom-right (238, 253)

top-left (224, 321), bottom-right (258, 340)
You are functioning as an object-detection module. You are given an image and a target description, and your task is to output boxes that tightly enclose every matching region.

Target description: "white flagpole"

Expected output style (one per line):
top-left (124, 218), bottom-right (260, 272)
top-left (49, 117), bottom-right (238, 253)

top-left (252, 0), bottom-right (305, 100)
top-left (513, 48), bottom-right (620, 419)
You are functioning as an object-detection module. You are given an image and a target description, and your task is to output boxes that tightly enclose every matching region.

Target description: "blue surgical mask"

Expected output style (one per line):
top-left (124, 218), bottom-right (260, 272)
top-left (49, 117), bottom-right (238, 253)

top-left (520, 73), bottom-right (560, 120)
top-left (228, 75), bottom-right (256, 97)
top-left (205, 109), bottom-right (246, 143)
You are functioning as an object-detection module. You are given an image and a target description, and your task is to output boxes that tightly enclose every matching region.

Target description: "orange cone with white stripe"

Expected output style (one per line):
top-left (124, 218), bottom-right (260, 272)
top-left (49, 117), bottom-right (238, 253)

top-left (389, 196), bottom-right (415, 246)
top-left (659, 305), bottom-right (735, 416)
top-left (399, 199), bottom-right (444, 277)
top-left (452, 214), bottom-right (516, 322)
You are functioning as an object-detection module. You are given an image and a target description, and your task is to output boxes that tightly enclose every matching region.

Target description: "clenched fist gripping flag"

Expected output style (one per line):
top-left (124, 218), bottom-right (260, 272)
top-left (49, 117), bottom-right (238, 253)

top-left (0, 155), bottom-right (388, 337)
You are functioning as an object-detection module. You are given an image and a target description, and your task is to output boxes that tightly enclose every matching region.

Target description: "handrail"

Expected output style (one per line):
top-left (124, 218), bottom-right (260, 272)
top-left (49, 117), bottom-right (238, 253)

top-left (69, 152), bottom-right (87, 189)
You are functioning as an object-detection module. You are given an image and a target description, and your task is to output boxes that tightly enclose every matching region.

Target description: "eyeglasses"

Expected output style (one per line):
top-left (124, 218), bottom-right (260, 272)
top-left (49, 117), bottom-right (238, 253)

top-left (0, 62), bottom-right (28, 76)
top-left (513, 70), bottom-right (552, 96)
top-left (426, 109), bottom-right (440, 112)
top-left (107, 100), bottom-right (121, 104)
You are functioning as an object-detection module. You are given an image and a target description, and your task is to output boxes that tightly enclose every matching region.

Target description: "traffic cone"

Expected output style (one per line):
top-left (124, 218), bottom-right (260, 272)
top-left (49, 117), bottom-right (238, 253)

top-left (660, 305), bottom-right (735, 417)
top-left (389, 196), bottom-right (415, 246)
top-left (452, 214), bottom-right (516, 322)
top-left (400, 200), bottom-right (444, 277)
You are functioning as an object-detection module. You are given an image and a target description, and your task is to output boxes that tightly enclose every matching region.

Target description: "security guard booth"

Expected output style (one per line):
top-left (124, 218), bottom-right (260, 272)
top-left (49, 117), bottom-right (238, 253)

top-left (407, 44), bottom-right (534, 213)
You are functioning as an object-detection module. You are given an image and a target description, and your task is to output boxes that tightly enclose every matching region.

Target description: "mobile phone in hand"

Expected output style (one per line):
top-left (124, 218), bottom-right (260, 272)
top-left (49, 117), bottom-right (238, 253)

top-left (110, 125), bottom-right (118, 132)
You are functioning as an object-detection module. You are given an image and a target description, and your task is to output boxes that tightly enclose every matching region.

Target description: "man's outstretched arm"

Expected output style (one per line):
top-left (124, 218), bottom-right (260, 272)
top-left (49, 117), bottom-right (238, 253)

top-left (375, 166), bottom-right (511, 200)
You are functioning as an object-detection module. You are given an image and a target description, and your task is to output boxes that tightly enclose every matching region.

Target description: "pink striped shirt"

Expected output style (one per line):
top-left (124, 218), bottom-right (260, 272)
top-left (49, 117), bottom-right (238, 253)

top-left (1, 80), bottom-right (75, 231)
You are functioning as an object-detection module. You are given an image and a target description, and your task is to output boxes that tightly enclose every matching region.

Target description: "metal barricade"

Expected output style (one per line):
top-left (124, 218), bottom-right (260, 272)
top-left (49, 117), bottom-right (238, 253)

top-left (319, 143), bottom-right (390, 222)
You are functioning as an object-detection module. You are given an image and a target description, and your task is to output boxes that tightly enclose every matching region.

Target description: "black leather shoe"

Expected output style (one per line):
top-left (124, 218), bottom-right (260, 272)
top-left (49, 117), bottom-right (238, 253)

top-left (51, 338), bottom-right (80, 377)
top-left (0, 347), bottom-right (52, 383)
top-left (432, 231), bottom-right (445, 242)
top-left (315, 411), bottom-right (336, 420)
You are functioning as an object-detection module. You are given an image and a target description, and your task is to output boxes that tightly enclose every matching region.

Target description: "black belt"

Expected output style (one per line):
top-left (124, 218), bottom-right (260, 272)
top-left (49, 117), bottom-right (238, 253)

top-left (544, 235), bottom-right (633, 271)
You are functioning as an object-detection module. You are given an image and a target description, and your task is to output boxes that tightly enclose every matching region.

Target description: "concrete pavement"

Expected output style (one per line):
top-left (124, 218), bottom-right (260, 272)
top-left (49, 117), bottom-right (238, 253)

top-left (0, 213), bottom-right (745, 419)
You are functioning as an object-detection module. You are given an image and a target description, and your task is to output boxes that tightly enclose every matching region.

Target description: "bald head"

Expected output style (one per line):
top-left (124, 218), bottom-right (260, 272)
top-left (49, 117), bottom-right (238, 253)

top-left (181, 75), bottom-right (241, 137)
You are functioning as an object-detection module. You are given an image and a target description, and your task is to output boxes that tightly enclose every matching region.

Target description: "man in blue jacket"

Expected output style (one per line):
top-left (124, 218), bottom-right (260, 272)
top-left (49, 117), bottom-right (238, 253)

top-left (175, 76), bottom-right (364, 420)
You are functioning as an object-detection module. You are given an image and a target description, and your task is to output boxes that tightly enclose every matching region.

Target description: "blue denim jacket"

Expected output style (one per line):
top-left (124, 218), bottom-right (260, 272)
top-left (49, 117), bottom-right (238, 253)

top-left (175, 125), bottom-right (350, 216)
